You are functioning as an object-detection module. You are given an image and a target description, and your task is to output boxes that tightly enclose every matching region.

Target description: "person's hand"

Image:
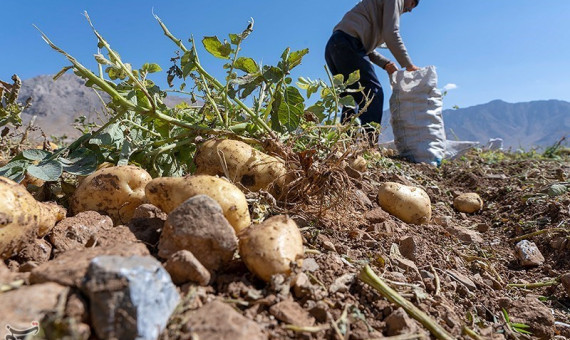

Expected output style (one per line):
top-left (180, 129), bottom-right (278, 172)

top-left (406, 64), bottom-right (420, 72)
top-left (384, 62), bottom-right (398, 75)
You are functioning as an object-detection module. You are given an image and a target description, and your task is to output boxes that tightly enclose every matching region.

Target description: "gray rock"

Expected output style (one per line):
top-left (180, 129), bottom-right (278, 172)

top-left (164, 250), bottom-right (211, 286)
top-left (182, 300), bottom-right (266, 340)
top-left (30, 243), bottom-right (150, 287)
top-left (515, 240), bottom-right (545, 267)
top-left (82, 255), bottom-right (180, 340)
top-left (158, 195), bottom-right (237, 272)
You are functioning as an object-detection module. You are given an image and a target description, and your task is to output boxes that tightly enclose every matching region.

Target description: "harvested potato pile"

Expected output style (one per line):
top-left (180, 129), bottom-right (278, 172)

top-left (238, 215), bottom-right (304, 282)
top-left (194, 139), bottom-right (288, 194)
top-left (145, 174), bottom-right (251, 233)
top-left (0, 176), bottom-right (65, 259)
top-left (377, 182), bottom-right (432, 225)
top-left (70, 165), bottom-right (152, 224)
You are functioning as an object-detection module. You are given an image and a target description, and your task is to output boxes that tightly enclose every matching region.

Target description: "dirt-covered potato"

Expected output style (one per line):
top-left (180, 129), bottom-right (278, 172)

top-left (377, 182), bottom-right (431, 225)
top-left (453, 193), bottom-right (483, 213)
top-left (348, 155), bottom-right (367, 172)
top-left (145, 175), bottom-right (251, 233)
top-left (238, 215), bottom-right (304, 282)
top-left (70, 165), bottom-right (152, 224)
top-left (0, 176), bottom-right (65, 259)
top-left (194, 139), bottom-right (288, 195)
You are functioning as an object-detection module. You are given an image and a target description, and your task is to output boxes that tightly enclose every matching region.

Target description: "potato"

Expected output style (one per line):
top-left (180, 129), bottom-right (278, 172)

top-left (194, 139), bottom-right (288, 194)
top-left (377, 182), bottom-right (431, 225)
top-left (453, 193), bottom-right (483, 213)
top-left (0, 176), bottom-right (65, 259)
top-left (145, 175), bottom-right (251, 233)
top-left (238, 215), bottom-right (304, 282)
top-left (70, 165), bottom-right (152, 224)
top-left (348, 155), bottom-right (367, 172)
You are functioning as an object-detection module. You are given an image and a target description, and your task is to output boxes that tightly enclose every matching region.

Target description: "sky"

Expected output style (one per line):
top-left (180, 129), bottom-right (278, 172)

top-left (1, 1), bottom-right (570, 110)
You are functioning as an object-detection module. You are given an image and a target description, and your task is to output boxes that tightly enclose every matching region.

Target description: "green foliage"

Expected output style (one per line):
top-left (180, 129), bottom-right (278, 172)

top-left (3, 12), bottom-right (370, 183)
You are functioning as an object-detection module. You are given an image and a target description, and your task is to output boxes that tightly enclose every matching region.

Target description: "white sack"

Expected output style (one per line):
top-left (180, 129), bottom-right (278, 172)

top-left (389, 66), bottom-right (446, 166)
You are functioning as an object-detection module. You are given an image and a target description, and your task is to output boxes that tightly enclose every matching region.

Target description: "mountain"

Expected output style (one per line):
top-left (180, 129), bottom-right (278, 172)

top-left (17, 74), bottom-right (189, 139)
top-left (16, 74), bottom-right (569, 149)
top-left (379, 99), bottom-right (570, 150)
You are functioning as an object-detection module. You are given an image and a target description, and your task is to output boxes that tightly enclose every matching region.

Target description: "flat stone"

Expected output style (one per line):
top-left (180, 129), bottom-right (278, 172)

top-left (446, 226), bottom-right (483, 244)
top-left (0, 282), bottom-right (68, 339)
top-left (82, 255), bottom-right (180, 340)
top-left (182, 300), bottom-right (266, 340)
top-left (269, 298), bottom-right (315, 327)
top-left (158, 195), bottom-right (237, 272)
top-left (365, 208), bottom-right (390, 223)
top-left (164, 250), bottom-right (211, 286)
top-left (30, 243), bottom-right (150, 286)
top-left (515, 240), bottom-right (545, 267)
top-left (446, 269), bottom-right (477, 291)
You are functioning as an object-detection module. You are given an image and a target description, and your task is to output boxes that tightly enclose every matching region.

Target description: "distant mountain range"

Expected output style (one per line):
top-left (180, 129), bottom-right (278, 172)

top-left (16, 74), bottom-right (569, 149)
top-left (379, 99), bottom-right (569, 150)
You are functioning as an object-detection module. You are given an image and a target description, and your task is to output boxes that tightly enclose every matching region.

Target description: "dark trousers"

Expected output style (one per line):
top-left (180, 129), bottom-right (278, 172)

top-left (325, 30), bottom-right (384, 126)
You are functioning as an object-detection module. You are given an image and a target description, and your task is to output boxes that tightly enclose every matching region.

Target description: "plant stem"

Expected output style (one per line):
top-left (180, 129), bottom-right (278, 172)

top-left (154, 13), bottom-right (277, 139)
top-left (510, 228), bottom-right (568, 242)
top-left (507, 278), bottom-right (560, 289)
top-left (462, 326), bottom-right (486, 340)
top-left (359, 265), bottom-right (455, 340)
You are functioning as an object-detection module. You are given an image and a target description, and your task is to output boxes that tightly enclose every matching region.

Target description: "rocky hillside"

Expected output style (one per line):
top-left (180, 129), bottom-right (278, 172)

top-left (380, 99), bottom-right (570, 150)
top-left (18, 74), bottom-right (189, 139)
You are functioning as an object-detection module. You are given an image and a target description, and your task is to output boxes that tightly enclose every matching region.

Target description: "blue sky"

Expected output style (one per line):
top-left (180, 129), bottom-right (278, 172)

top-left (1, 1), bottom-right (569, 110)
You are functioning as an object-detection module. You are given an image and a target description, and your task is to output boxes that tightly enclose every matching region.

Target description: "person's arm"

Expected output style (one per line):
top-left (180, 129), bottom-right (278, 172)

top-left (382, 0), bottom-right (414, 69)
top-left (368, 50), bottom-right (391, 69)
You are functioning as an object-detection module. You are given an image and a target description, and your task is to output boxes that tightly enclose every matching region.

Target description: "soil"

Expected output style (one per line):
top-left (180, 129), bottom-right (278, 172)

top-left (2, 150), bottom-right (569, 339)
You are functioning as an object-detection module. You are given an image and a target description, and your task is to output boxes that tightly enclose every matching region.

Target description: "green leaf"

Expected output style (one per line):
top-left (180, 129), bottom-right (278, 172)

top-left (60, 148), bottom-right (98, 176)
top-left (27, 160), bottom-right (63, 182)
top-left (276, 86), bottom-right (305, 131)
top-left (346, 70), bottom-right (361, 86)
top-left (263, 66), bottom-right (283, 83)
top-left (142, 63), bottom-right (162, 73)
top-left (0, 159), bottom-right (30, 182)
top-left (339, 95), bottom-right (357, 109)
top-left (181, 51), bottom-right (197, 77)
top-left (234, 57), bottom-right (258, 73)
top-left (118, 140), bottom-right (133, 166)
top-left (22, 149), bottom-right (51, 161)
top-left (202, 36), bottom-right (232, 59)
top-left (287, 48), bottom-right (309, 70)
top-left (229, 33), bottom-right (241, 45)
top-left (306, 104), bottom-right (326, 121)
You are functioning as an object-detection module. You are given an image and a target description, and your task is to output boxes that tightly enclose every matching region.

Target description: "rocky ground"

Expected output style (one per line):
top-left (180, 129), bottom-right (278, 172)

top-left (1, 149), bottom-right (569, 340)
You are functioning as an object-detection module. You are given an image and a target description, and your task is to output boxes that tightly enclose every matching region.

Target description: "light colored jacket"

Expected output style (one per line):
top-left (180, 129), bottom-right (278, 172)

top-left (333, 0), bottom-right (413, 68)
